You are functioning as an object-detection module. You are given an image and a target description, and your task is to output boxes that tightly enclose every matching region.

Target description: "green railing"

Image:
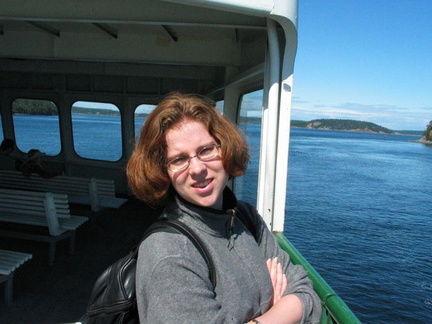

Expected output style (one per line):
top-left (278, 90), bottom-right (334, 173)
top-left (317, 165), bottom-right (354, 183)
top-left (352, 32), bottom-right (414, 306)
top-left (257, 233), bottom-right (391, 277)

top-left (275, 233), bottom-right (362, 324)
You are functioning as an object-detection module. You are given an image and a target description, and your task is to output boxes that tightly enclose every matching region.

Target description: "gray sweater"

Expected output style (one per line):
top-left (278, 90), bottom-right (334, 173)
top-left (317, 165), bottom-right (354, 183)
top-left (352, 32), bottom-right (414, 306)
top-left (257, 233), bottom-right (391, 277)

top-left (136, 190), bottom-right (321, 323)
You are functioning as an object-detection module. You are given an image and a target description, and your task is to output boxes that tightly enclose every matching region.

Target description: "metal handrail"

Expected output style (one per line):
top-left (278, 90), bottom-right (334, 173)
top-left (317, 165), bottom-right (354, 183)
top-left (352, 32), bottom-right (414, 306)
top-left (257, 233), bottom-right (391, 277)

top-left (275, 233), bottom-right (362, 324)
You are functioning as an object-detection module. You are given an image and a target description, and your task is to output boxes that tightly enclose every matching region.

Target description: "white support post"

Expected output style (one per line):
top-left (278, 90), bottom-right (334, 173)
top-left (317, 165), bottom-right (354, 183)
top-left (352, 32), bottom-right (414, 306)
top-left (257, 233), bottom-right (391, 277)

top-left (43, 192), bottom-right (65, 236)
top-left (256, 19), bottom-right (281, 231)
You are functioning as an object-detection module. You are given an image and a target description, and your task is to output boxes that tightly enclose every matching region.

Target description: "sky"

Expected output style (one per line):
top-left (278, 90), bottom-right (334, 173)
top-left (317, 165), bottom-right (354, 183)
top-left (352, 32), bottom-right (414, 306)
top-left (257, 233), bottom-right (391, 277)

top-left (291, 0), bottom-right (432, 131)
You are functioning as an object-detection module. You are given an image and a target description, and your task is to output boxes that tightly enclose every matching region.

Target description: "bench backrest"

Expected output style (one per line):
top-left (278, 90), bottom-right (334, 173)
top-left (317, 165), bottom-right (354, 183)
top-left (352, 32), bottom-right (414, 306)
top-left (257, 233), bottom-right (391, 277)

top-left (0, 188), bottom-right (71, 236)
top-left (94, 178), bottom-right (116, 197)
top-left (0, 170), bottom-right (116, 202)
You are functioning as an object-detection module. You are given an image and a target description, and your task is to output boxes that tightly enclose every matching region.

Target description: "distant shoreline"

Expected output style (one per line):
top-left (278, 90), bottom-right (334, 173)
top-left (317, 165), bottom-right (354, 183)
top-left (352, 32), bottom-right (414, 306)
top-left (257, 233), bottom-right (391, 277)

top-left (410, 137), bottom-right (432, 145)
top-left (289, 119), bottom-right (424, 135)
top-left (290, 126), bottom-right (420, 136)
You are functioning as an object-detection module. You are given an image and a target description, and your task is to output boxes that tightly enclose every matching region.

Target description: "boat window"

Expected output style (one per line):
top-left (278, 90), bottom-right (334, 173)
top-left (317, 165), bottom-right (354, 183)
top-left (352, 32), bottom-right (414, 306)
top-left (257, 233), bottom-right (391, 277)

top-left (12, 98), bottom-right (61, 156)
top-left (134, 104), bottom-right (156, 140)
top-left (216, 100), bottom-right (224, 115)
top-left (234, 90), bottom-right (263, 205)
top-left (71, 101), bottom-right (121, 161)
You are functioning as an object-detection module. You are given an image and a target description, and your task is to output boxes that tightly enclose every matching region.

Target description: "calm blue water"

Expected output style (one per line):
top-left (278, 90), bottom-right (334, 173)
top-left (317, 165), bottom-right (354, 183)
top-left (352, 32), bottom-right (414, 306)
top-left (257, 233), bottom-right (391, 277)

top-left (284, 129), bottom-right (432, 324)
top-left (3, 116), bottom-right (431, 323)
top-left (8, 115), bottom-right (125, 161)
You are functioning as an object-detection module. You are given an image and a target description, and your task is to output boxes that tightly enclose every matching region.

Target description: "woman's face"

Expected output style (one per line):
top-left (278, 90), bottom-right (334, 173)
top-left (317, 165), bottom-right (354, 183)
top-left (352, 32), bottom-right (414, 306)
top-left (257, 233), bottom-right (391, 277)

top-left (165, 120), bottom-right (229, 210)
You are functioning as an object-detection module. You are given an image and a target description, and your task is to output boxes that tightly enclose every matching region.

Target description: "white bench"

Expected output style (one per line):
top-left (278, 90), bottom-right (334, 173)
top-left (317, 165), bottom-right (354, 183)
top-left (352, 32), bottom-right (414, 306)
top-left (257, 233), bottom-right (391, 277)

top-left (0, 170), bottom-right (126, 212)
top-left (0, 249), bottom-right (32, 305)
top-left (0, 188), bottom-right (88, 265)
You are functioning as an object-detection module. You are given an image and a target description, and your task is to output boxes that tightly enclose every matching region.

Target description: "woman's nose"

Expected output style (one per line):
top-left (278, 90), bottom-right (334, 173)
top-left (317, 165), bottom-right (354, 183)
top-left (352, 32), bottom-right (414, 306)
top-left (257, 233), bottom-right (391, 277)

top-left (188, 156), bottom-right (206, 174)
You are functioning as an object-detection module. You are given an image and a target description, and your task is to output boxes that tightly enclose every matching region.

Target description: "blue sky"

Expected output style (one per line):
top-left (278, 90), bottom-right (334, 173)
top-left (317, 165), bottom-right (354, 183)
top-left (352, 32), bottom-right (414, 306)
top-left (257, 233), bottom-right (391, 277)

top-left (292, 0), bottom-right (432, 131)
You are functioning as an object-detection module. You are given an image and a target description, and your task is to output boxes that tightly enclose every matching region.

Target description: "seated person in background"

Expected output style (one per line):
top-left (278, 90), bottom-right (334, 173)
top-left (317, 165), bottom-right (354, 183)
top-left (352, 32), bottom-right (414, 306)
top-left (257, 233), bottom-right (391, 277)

top-left (0, 138), bottom-right (15, 156)
top-left (19, 149), bottom-right (63, 179)
top-left (0, 138), bottom-right (22, 170)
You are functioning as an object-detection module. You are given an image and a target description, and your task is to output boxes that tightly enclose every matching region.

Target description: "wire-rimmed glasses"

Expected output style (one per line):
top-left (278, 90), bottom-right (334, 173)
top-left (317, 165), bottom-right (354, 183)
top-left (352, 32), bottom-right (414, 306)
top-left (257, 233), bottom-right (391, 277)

top-left (166, 144), bottom-right (220, 172)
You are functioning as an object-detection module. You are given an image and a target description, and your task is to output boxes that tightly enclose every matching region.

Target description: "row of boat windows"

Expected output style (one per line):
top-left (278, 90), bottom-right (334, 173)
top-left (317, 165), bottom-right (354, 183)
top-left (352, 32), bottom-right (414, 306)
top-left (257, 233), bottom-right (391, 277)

top-left (0, 90), bottom-right (262, 162)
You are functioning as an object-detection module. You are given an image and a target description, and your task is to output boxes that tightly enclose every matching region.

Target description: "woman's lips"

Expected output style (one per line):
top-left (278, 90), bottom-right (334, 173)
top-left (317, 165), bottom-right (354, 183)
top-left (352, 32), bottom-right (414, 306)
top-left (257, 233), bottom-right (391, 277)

top-left (192, 179), bottom-right (212, 189)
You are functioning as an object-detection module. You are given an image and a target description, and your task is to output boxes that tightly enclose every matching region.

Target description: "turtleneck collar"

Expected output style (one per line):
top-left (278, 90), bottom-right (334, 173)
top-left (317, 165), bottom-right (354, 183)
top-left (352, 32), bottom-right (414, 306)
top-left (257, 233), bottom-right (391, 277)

top-left (167, 187), bottom-right (239, 246)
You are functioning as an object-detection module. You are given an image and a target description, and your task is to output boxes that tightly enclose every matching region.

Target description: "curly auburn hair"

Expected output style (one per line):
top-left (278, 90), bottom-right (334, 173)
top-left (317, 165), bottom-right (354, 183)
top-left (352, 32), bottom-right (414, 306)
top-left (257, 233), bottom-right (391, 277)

top-left (126, 92), bottom-right (250, 206)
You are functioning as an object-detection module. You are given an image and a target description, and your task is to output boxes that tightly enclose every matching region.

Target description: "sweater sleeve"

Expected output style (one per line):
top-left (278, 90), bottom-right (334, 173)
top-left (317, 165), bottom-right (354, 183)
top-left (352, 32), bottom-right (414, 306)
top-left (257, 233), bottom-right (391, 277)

top-left (136, 231), bottom-right (240, 324)
top-left (238, 202), bottom-right (322, 324)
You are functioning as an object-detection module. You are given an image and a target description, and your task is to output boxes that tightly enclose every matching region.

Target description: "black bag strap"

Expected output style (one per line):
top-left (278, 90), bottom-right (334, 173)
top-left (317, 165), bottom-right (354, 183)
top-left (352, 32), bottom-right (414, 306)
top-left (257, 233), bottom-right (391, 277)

top-left (140, 219), bottom-right (216, 288)
top-left (140, 205), bottom-right (259, 289)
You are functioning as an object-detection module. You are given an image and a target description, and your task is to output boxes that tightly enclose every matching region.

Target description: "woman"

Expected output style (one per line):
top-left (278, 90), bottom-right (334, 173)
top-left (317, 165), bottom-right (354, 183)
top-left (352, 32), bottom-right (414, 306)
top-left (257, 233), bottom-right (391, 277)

top-left (127, 92), bottom-right (321, 323)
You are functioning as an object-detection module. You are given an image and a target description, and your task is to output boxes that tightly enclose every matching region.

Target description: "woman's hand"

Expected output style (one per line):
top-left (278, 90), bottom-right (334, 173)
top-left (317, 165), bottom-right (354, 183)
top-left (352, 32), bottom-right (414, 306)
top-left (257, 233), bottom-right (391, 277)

top-left (247, 259), bottom-right (302, 324)
top-left (267, 257), bottom-right (288, 306)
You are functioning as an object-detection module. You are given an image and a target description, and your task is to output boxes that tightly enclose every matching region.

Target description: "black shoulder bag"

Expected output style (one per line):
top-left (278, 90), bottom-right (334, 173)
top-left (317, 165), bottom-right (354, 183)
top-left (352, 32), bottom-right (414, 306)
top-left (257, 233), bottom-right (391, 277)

top-left (80, 219), bottom-right (215, 324)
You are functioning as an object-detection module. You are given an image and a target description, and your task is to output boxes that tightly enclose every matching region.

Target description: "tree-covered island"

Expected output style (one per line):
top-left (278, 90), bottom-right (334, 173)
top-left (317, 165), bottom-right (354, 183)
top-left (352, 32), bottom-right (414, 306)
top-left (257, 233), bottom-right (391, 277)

top-left (414, 121), bottom-right (432, 145)
top-left (291, 119), bottom-right (394, 134)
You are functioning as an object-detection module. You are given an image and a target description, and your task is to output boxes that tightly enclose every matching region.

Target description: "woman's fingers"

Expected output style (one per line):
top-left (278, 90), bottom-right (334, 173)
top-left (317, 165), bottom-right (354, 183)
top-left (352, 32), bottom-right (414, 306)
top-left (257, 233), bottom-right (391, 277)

top-left (273, 261), bottom-right (284, 303)
top-left (266, 257), bottom-right (287, 305)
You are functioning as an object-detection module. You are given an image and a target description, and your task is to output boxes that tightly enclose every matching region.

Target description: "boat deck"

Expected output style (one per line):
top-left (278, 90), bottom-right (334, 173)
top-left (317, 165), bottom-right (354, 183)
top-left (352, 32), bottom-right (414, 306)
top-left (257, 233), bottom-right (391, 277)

top-left (0, 199), bottom-right (161, 324)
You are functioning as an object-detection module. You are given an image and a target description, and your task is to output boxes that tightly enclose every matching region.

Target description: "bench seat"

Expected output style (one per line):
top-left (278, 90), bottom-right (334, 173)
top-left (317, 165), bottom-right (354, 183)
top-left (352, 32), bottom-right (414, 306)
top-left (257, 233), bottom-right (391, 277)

top-left (0, 170), bottom-right (126, 212)
top-left (0, 188), bottom-right (88, 265)
top-left (0, 213), bottom-right (88, 229)
top-left (0, 249), bottom-right (32, 305)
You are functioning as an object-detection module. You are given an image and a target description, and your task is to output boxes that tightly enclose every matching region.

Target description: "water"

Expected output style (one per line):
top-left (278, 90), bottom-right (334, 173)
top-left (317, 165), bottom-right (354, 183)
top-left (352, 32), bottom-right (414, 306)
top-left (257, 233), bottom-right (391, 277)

top-left (284, 129), bottom-right (432, 323)
top-left (3, 117), bottom-right (431, 323)
top-left (8, 114), bottom-right (124, 161)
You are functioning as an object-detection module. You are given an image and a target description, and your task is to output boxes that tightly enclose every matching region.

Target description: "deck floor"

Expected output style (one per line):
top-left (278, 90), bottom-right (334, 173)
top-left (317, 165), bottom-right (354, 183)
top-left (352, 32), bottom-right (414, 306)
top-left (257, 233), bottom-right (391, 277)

top-left (0, 199), bottom-right (161, 324)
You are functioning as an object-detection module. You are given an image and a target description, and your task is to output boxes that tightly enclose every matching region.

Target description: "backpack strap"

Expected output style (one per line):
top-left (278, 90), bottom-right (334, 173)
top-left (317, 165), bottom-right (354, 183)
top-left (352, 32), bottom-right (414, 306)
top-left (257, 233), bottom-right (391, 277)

top-left (140, 219), bottom-right (216, 288)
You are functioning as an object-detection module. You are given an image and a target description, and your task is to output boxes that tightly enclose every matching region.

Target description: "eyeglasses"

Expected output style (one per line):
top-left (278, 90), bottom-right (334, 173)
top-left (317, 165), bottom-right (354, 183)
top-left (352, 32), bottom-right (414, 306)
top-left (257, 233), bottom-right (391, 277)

top-left (166, 144), bottom-right (220, 172)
